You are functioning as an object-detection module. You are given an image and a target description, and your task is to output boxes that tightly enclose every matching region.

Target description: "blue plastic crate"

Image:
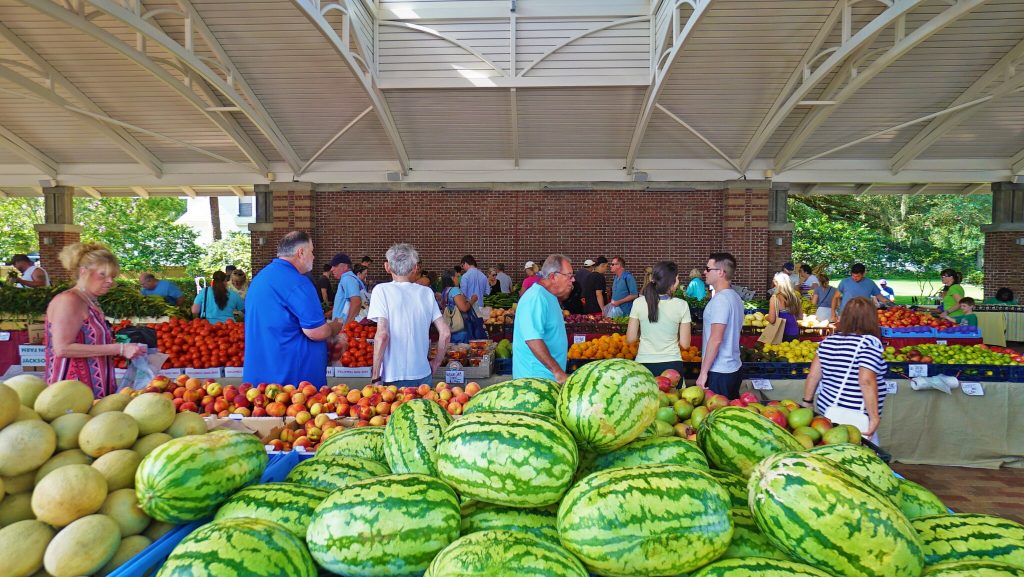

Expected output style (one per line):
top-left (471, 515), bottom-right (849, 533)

top-left (928, 363), bottom-right (1020, 382)
top-left (495, 357), bottom-right (512, 375)
top-left (742, 362), bottom-right (812, 379)
top-left (881, 327), bottom-right (935, 338)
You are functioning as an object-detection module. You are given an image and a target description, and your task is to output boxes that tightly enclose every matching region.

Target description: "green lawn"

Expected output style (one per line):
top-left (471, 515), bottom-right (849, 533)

top-left (878, 277), bottom-right (983, 305)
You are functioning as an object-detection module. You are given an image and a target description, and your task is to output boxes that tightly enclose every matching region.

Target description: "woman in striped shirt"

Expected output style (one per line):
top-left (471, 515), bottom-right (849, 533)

top-left (801, 297), bottom-right (888, 441)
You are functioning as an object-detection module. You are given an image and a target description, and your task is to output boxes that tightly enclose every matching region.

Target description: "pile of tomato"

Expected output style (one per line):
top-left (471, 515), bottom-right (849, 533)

top-left (151, 317), bottom-right (245, 369)
top-left (340, 321), bottom-right (376, 367)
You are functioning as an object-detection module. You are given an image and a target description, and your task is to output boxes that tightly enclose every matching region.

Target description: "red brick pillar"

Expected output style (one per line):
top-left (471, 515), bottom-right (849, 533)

top-left (248, 182), bottom-right (314, 274)
top-left (722, 180), bottom-right (772, 297)
top-left (982, 182), bottom-right (1024, 300)
top-left (33, 185), bottom-right (80, 283)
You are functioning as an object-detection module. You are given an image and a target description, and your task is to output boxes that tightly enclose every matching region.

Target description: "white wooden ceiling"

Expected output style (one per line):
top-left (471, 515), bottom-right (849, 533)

top-left (0, 0), bottom-right (1021, 195)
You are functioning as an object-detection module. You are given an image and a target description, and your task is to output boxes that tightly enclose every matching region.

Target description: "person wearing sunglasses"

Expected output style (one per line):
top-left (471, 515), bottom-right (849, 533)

top-left (696, 253), bottom-right (745, 399)
top-left (512, 254), bottom-right (574, 384)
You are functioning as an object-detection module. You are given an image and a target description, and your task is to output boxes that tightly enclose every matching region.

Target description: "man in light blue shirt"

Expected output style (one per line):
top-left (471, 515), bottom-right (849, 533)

top-left (459, 254), bottom-right (489, 311)
top-left (330, 253), bottom-right (364, 327)
top-left (832, 263), bottom-right (887, 320)
top-left (140, 273), bottom-right (184, 306)
top-left (513, 255), bottom-right (574, 383)
top-left (609, 256), bottom-right (639, 316)
top-left (697, 252), bottom-right (745, 399)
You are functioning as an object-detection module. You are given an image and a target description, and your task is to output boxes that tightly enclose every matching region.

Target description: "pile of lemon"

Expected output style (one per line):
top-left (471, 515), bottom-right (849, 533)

top-left (762, 340), bottom-right (819, 362)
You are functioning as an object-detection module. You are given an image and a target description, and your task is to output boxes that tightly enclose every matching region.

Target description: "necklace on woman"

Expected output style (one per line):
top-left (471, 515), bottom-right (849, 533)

top-left (77, 285), bottom-right (99, 307)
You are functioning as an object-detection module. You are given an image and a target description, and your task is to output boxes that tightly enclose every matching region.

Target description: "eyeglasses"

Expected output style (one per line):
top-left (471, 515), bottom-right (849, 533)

top-left (704, 267), bottom-right (721, 272)
top-left (553, 272), bottom-right (575, 280)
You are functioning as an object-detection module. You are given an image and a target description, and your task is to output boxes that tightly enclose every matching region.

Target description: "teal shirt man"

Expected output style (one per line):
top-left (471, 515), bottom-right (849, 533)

top-left (512, 284), bottom-right (568, 381)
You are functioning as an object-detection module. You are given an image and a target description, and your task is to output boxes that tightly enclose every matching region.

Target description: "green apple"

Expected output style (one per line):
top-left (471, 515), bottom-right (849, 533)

top-left (787, 407), bottom-right (814, 429)
top-left (822, 427), bottom-right (850, 445)
top-left (690, 406), bottom-right (710, 430)
top-left (673, 399), bottom-right (694, 420)
top-left (794, 426), bottom-right (821, 443)
top-left (794, 433), bottom-right (815, 450)
top-left (656, 406), bottom-right (678, 425)
top-left (844, 425), bottom-right (863, 445)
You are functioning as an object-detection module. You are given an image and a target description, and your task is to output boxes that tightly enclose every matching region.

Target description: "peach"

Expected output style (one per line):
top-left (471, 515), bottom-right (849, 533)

top-left (369, 415), bottom-right (386, 427)
top-left (233, 407), bottom-right (251, 417)
top-left (180, 401), bottom-right (199, 413)
top-left (301, 384), bottom-right (317, 397)
top-left (416, 384), bottom-right (431, 397)
top-left (252, 407), bottom-right (267, 417)
top-left (265, 402), bottom-right (287, 417)
top-left (439, 390), bottom-right (453, 401)
top-left (361, 385), bottom-right (376, 398)
top-left (295, 411), bottom-right (312, 425)
top-left (290, 393), bottom-right (306, 406)
top-left (309, 402), bottom-right (323, 416)
top-left (465, 382), bottom-right (481, 395)
top-left (346, 390), bottom-right (362, 404)
top-left (275, 392), bottom-right (290, 404)
top-left (447, 401), bottom-right (463, 415)
top-left (185, 377), bottom-right (202, 391)
top-left (375, 402), bottom-right (391, 415)
top-left (314, 413), bottom-right (331, 428)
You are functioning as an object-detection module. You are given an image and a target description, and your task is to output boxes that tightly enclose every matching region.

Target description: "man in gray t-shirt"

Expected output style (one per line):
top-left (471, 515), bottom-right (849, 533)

top-left (831, 263), bottom-right (886, 320)
top-left (698, 252), bottom-right (745, 399)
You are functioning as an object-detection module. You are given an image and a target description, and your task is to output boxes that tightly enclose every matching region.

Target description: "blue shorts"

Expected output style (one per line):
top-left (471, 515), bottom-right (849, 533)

top-left (385, 375), bottom-right (433, 387)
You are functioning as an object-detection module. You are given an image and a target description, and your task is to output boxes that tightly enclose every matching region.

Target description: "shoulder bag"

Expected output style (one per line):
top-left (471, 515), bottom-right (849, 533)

top-left (821, 335), bottom-right (870, 434)
top-left (199, 287), bottom-right (210, 320)
top-left (757, 295), bottom-right (787, 344)
top-left (442, 288), bottom-right (465, 333)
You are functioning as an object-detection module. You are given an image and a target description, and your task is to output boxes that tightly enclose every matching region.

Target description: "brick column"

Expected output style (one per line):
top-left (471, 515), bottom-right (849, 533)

top-left (982, 182), bottom-right (1024, 300)
top-left (248, 182), bottom-right (314, 273)
top-left (722, 180), bottom-right (772, 297)
top-left (33, 185), bottom-right (80, 283)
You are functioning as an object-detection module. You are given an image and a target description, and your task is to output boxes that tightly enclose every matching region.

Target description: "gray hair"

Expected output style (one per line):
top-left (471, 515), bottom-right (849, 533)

top-left (277, 231), bottom-right (311, 258)
top-left (385, 243), bottom-right (419, 276)
top-left (539, 254), bottom-right (570, 278)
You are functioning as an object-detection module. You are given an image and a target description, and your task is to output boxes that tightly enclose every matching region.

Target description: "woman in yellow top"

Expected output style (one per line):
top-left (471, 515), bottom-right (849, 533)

top-left (626, 261), bottom-right (692, 376)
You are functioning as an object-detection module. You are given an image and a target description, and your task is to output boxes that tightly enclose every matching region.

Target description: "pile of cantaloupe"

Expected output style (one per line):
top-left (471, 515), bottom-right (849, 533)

top-left (0, 376), bottom-right (208, 577)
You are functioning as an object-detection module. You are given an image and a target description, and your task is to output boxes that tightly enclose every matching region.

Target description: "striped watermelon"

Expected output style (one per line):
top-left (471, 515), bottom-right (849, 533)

top-left (558, 464), bottom-right (733, 576)
top-left (690, 557), bottom-right (834, 577)
top-left (809, 443), bottom-right (899, 502)
top-left (437, 411), bottom-right (578, 507)
top-left (723, 507), bottom-right (789, 561)
top-left (705, 469), bottom-right (750, 508)
top-left (897, 478), bottom-right (948, 519)
top-left (316, 426), bottom-right (388, 464)
top-left (749, 452), bottom-right (924, 577)
top-left (306, 473), bottom-right (461, 577)
top-left (135, 429), bottom-right (267, 523)
top-left (697, 407), bottom-right (804, 477)
top-left (462, 377), bottom-right (560, 419)
top-left (285, 454), bottom-right (390, 492)
top-left (425, 529), bottom-right (588, 577)
top-left (384, 399), bottom-right (451, 476)
top-left (213, 482), bottom-right (328, 538)
top-left (156, 518), bottom-right (316, 577)
top-left (912, 513), bottom-right (1024, 568)
top-left (923, 560), bottom-right (1024, 576)
top-left (460, 500), bottom-right (560, 544)
top-left (556, 359), bottom-right (660, 453)
top-left (588, 436), bottom-right (709, 476)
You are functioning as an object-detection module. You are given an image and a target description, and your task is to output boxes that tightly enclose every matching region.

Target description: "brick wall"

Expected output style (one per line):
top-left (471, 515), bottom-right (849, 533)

top-left (983, 231), bottom-right (1024, 299)
top-left (767, 228), bottom-right (794, 285)
top-left (721, 185), bottom-right (772, 294)
top-left (34, 227), bottom-right (81, 283)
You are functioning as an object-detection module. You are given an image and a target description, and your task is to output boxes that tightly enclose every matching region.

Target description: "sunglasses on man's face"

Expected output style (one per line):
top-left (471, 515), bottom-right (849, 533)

top-left (704, 267), bottom-right (721, 272)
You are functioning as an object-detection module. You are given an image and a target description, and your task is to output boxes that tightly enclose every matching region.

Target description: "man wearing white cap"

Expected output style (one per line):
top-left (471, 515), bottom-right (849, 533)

top-left (564, 258), bottom-right (596, 314)
top-left (521, 261), bottom-right (542, 293)
top-left (879, 279), bottom-right (895, 303)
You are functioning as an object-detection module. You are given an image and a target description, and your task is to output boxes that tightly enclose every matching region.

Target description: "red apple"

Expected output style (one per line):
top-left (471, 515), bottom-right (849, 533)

top-left (232, 394), bottom-right (250, 409)
top-left (810, 416), bottom-right (834, 437)
top-left (660, 369), bottom-right (682, 387)
top-left (356, 406), bottom-right (373, 420)
top-left (654, 376), bottom-right (673, 393)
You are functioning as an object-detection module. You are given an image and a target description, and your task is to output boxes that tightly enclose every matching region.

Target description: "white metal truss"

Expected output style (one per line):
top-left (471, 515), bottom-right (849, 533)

top-left (0, 22), bottom-right (162, 176)
top-left (0, 122), bottom-right (58, 176)
top-left (654, 103), bottom-right (742, 175)
top-left (297, 106), bottom-right (373, 177)
top-left (81, 186), bottom-right (101, 198)
top-left (131, 185), bottom-right (150, 198)
top-left (229, 185), bottom-right (245, 198)
top-left (517, 16), bottom-right (650, 77)
top-left (18, 0), bottom-right (271, 174)
top-left (772, 0), bottom-right (990, 173)
top-left (624, 0), bottom-right (713, 174)
top-left (180, 185), bottom-right (197, 198)
top-left (292, 0), bottom-right (411, 175)
top-left (890, 36), bottom-right (1024, 173)
top-left (1011, 148), bottom-right (1024, 175)
top-left (379, 21), bottom-right (506, 75)
top-left (739, 0), bottom-right (943, 172)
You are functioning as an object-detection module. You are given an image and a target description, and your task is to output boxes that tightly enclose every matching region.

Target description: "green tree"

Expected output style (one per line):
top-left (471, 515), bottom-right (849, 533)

top-left (791, 202), bottom-right (888, 276)
top-left (189, 231), bottom-right (251, 277)
top-left (0, 198), bottom-right (44, 256)
top-left (75, 197), bottom-right (202, 272)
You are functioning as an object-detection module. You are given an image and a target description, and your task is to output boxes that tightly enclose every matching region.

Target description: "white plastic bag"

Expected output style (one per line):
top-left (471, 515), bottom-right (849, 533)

top-left (602, 304), bottom-right (624, 318)
top-left (121, 352), bottom-right (168, 390)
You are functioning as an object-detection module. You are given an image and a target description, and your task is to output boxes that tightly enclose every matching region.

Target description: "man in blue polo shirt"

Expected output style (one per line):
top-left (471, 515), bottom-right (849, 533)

top-left (243, 231), bottom-right (341, 387)
top-left (513, 254), bottom-right (574, 383)
top-left (831, 263), bottom-right (888, 321)
top-left (140, 273), bottom-right (184, 306)
top-left (609, 255), bottom-right (639, 316)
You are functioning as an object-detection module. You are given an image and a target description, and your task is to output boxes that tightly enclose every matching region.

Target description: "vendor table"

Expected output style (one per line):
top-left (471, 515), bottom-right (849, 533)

top-left (0, 329), bottom-right (29, 375)
top-left (739, 379), bottom-right (1024, 469)
top-left (882, 336), bottom-right (983, 349)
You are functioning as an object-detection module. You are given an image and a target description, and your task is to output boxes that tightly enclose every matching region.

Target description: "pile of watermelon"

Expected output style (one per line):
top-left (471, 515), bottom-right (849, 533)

top-left (144, 359), bottom-right (1023, 577)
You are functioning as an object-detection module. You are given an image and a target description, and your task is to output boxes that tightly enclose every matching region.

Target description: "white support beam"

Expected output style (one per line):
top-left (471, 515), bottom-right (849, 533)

top-left (296, 106), bottom-right (373, 177)
top-left (0, 22), bottom-right (162, 177)
top-left (229, 186), bottom-right (246, 198)
top-left (803, 184), bottom-right (820, 195)
top-left (959, 183), bottom-right (987, 196)
top-left (0, 123), bottom-right (58, 177)
top-left (131, 186), bottom-right (151, 198)
top-left (853, 183), bottom-right (875, 196)
top-left (908, 183), bottom-right (929, 196)
top-left (292, 0), bottom-right (411, 175)
top-left (625, 0), bottom-right (714, 173)
top-left (891, 37), bottom-right (1024, 173)
top-left (654, 103), bottom-right (742, 175)
top-left (81, 186), bottom-right (102, 199)
top-left (1012, 147), bottom-right (1024, 174)
top-left (773, 0), bottom-right (989, 172)
top-left (180, 185), bottom-right (198, 198)
top-left (19, 0), bottom-right (269, 174)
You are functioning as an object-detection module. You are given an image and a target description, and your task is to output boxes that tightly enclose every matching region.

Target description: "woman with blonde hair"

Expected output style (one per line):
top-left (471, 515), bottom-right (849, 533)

top-left (229, 269), bottom-right (248, 298)
top-left (765, 271), bottom-right (804, 341)
top-left (684, 267), bottom-right (707, 300)
top-left (45, 243), bottom-right (146, 397)
top-left (811, 272), bottom-right (836, 321)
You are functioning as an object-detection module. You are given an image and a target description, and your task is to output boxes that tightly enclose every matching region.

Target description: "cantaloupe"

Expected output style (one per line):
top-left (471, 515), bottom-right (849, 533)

top-left (35, 450), bottom-right (93, 485)
top-left (143, 520), bottom-right (175, 540)
top-left (89, 394), bottom-right (131, 416)
top-left (33, 380), bottom-right (93, 421)
top-left (132, 432), bottom-right (172, 457)
top-left (0, 420), bottom-right (56, 476)
top-left (0, 492), bottom-right (33, 526)
top-left (15, 406), bottom-right (41, 422)
top-left (123, 393), bottom-right (175, 435)
top-left (165, 411), bottom-right (206, 438)
top-left (0, 384), bottom-right (20, 428)
top-left (99, 488), bottom-right (150, 537)
top-left (0, 519), bottom-right (54, 577)
top-left (78, 412), bottom-right (138, 458)
top-left (91, 450), bottom-right (140, 491)
top-left (43, 514), bottom-right (121, 577)
top-left (31, 464), bottom-right (107, 527)
top-left (2, 469), bottom-right (36, 494)
top-left (95, 534), bottom-right (150, 577)
top-left (3, 374), bottom-right (47, 408)
top-left (50, 413), bottom-right (90, 451)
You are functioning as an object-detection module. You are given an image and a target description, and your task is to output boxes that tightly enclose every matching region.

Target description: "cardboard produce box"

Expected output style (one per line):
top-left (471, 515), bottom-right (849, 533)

top-left (433, 352), bottom-right (494, 382)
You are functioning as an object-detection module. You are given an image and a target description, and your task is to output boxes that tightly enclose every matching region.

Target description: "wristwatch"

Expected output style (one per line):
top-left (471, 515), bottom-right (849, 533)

top-left (370, 377), bottom-right (382, 385)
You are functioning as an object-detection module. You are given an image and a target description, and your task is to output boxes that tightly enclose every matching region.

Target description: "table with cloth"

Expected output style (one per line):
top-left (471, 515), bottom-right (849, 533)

top-left (0, 329), bottom-right (30, 375)
top-left (739, 378), bottom-right (1024, 469)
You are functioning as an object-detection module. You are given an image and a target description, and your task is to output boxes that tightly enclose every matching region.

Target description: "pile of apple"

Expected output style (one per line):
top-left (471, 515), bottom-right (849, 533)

top-left (877, 306), bottom-right (954, 330)
top-left (649, 370), bottom-right (865, 447)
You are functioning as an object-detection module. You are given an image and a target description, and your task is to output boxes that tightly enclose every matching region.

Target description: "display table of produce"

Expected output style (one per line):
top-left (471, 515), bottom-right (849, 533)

top-left (739, 378), bottom-right (1024, 469)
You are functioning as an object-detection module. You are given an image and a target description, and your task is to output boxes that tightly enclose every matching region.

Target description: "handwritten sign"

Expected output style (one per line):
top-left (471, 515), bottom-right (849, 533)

top-left (573, 334), bottom-right (587, 344)
top-left (445, 361), bottom-right (465, 384)
top-left (884, 380), bottom-right (898, 395)
top-left (750, 379), bottom-right (773, 391)
top-left (908, 364), bottom-right (929, 378)
top-left (960, 382), bottom-right (984, 396)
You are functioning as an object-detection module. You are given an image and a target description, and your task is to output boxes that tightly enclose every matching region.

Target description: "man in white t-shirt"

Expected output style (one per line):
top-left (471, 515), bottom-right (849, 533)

top-left (697, 252), bottom-right (745, 399)
top-left (9, 254), bottom-right (50, 288)
top-left (367, 243), bottom-right (451, 387)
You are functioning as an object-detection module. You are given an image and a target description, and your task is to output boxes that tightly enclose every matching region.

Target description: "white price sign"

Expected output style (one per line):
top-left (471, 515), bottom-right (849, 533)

top-left (0, 332), bottom-right (10, 342)
top-left (884, 380), bottom-right (898, 395)
top-left (573, 334), bottom-right (586, 344)
top-left (445, 369), bottom-right (465, 384)
top-left (935, 340), bottom-right (948, 346)
top-left (18, 345), bottom-right (45, 366)
top-left (960, 382), bottom-right (985, 396)
top-left (908, 364), bottom-right (929, 378)
top-left (750, 379), bottom-right (773, 391)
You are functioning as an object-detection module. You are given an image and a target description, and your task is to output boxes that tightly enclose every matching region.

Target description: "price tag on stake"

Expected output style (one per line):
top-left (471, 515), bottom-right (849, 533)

top-left (935, 340), bottom-right (948, 346)
top-left (884, 380), bottom-right (898, 395)
top-left (908, 364), bottom-right (929, 377)
top-left (960, 382), bottom-right (984, 396)
top-left (0, 332), bottom-right (9, 342)
top-left (750, 379), bottom-right (773, 391)
top-left (573, 334), bottom-right (586, 344)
